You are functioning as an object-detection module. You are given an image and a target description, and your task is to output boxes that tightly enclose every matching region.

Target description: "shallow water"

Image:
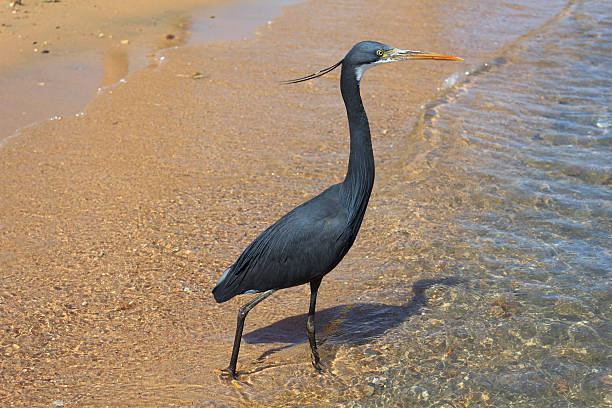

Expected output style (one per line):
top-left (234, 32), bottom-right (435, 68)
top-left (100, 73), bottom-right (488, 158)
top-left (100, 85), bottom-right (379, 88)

top-left (352, 0), bottom-right (611, 406)
top-left (240, 0), bottom-right (611, 406)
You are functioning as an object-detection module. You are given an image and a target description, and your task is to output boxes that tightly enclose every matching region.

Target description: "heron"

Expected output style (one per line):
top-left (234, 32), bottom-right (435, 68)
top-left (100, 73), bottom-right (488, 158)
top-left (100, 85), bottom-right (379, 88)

top-left (212, 41), bottom-right (462, 378)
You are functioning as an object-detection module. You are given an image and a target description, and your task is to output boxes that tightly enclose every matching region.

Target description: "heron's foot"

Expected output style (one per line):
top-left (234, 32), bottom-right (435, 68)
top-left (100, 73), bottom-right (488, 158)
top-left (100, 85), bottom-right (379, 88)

top-left (310, 352), bottom-right (325, 372)
top-left (215, 367), bottom-right (253, 388)
top-left (214, 367), bottom-right (238, 380)
top-left (312, 359), bottom-right (328, 373)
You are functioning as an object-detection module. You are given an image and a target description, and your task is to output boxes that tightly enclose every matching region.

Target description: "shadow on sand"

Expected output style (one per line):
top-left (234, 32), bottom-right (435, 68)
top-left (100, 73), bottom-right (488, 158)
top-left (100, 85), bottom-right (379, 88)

top-left (243, 277), bottom-right (461, 361)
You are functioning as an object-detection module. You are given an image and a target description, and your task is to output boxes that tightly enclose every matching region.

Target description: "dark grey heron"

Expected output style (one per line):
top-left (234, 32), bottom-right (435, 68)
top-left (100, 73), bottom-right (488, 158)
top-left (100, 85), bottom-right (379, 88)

top-left (213, 41), bottom-right (462, 378)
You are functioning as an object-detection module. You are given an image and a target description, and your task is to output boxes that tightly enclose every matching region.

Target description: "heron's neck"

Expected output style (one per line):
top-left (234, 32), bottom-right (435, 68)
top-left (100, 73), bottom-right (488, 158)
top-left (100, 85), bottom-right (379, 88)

top-left (340, 64), bottom-right (375, 219)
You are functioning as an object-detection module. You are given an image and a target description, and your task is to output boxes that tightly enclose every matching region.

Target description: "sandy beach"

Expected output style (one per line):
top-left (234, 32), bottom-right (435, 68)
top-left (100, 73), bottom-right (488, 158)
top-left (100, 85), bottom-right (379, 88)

top-left (0, 0), bottom-right (261, 139)
top-left (0, 0), bottom-right (476, 405)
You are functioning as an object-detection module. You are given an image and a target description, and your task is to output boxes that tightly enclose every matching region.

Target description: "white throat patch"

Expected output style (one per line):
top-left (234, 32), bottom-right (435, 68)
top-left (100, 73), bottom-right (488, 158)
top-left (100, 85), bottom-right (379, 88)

top-left (354, 59), bottom-right (390, 82)
top-left (354, 63), bottom-right (375, 82)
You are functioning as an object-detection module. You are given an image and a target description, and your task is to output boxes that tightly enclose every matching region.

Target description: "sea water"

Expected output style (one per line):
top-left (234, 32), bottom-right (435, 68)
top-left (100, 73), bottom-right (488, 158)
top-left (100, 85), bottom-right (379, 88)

top-left (356, 0), bottom-right (611, 406)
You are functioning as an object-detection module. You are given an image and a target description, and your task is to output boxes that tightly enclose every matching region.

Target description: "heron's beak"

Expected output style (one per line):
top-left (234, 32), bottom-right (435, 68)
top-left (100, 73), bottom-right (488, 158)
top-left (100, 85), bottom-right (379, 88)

top-left (386, 49), bottom-right (463, 62)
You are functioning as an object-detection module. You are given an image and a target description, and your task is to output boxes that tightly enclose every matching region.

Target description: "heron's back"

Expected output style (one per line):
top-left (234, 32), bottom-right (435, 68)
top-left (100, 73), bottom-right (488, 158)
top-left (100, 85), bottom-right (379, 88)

top-left (213, 184), bottom-right (353, 303)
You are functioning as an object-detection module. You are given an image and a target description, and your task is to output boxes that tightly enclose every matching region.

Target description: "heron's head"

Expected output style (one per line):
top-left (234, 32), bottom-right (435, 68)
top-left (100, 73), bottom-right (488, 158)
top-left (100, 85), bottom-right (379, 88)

top-left (282, 41), bottom-right (462, 84)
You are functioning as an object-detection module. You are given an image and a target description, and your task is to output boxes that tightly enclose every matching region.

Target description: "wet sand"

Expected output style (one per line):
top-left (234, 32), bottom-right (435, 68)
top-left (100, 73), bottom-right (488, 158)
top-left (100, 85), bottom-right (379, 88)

top-left (0, 0), bottom-right (218, 68)
top-left (0, 0), bottom-right (243, 138)
top-left (1, 0), bottom-right (473, 405)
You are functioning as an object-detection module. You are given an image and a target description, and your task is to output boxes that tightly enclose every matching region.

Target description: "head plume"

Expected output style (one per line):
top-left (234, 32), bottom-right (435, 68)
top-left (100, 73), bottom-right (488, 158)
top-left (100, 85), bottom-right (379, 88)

top-left (280, 60), bottom-right (343, 84)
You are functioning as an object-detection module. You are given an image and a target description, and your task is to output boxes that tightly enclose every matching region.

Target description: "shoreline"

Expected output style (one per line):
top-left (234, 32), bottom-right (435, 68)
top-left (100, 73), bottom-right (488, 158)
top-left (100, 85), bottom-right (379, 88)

top-left (0, 0), bottom-right (484, 405)
top-left (0, 0), bottom-right (298, 140)
top-left (0, 0), bottom-right (210, 139)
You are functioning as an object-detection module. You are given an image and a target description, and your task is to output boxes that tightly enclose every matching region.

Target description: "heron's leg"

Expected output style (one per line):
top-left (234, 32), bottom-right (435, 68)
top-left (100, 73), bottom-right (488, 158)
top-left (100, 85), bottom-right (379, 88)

top-left (307, 277), bottom-right (323, 371)
top-left (228, 289), bottom-right (275, 377)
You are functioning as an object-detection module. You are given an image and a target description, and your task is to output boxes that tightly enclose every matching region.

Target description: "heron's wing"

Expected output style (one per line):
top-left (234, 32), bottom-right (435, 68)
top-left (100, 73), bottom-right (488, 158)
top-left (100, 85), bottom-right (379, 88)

top-left (213, 184), bottom-right (349, 301)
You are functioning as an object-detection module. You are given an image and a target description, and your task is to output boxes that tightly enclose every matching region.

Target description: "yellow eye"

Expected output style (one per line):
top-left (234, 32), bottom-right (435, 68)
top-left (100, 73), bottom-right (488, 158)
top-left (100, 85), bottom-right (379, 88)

top-left (376, 49), bottom-right (384, 57)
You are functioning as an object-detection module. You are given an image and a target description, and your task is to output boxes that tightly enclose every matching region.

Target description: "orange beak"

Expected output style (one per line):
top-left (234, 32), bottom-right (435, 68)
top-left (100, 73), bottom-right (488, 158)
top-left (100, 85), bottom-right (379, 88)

top-left (388, 49), bottom-right (463, 61)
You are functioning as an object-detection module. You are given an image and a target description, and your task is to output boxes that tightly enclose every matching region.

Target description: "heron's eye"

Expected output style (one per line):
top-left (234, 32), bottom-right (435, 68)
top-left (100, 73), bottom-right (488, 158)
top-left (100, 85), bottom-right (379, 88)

top-left (376, 49), bottom-right (384, 57)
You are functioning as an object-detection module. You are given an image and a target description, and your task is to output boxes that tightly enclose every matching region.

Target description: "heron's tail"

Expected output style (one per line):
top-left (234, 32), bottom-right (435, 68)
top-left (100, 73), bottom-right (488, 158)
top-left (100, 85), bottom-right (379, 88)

top-left (212, 267), bottom-right (237, 303)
